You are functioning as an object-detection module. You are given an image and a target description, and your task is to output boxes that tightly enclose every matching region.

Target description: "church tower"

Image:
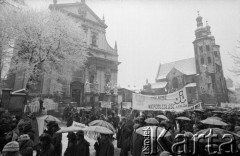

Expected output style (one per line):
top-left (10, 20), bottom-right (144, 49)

top-left (193, 11), bottom-right (228, 104)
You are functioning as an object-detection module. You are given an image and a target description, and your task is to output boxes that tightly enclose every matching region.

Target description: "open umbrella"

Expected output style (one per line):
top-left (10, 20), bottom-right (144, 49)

top-left (208, 116), bottom-right (222, 121)
top-left (176, 116), bottom-right (191, 121)
top-left (56, 126), bottom-right (85, 133)
top-left (56, 121), bottom-right (87, 133)
top-left (156, 115), bottom-right (169, 120)
top-left (37, 115), bottom-right (61, 122)
top-left (200, 118), bottom-right (228, 126)
top-left (88, 120), bottom-right (115, 133)
top-left (84, 126), bottom-right (113, 134)
top-left (145, 118), bottom-right (159, 124)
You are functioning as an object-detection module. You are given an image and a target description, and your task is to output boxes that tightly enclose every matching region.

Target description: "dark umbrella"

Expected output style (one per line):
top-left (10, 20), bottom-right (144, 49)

top-left (88, 120), bottom-right (116, 133)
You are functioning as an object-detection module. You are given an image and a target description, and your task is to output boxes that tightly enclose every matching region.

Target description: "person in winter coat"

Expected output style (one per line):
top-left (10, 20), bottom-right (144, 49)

top-left (18, 134), bottom-right (34, 156)
top-left (98, 134), bottom-right (114, 156)
top-left (119, 118), bottom-right (134, 156)
top-left (75, 130), bottom-right (90, 156)
top-left (36, 133), bottom-right (54, 156)
top-left (64, 132), bottom-right (77, 156)
top-left (2, 141), bottom-right (21, 156)
top-left (46, 121), bottom-right (62, 156)
top-left (131, 116), bottom-right (145, 156)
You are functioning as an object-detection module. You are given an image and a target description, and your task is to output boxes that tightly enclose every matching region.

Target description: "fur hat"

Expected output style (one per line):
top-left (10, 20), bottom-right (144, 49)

top-left (2, 141), bottom-right (19, 152)
top-left (18, 134), bottom-right (30, 142)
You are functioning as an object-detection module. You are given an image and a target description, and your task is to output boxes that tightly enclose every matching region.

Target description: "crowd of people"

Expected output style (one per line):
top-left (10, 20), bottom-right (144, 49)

top-left (1, 105), bottom-right (240, 156)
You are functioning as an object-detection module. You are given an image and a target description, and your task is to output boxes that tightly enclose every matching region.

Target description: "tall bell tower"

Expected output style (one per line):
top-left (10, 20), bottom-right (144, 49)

top-left (193, 11), bottom-right (228, 104)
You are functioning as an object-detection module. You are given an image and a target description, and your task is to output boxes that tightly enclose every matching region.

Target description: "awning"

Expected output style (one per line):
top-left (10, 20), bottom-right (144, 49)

top-left (151, 81), bottom-right (168, 89)
top-left (185, 83), bottom-right (197, 88)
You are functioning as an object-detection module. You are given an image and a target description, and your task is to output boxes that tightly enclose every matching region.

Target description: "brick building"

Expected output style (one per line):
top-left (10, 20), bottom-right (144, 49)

top-left (142, 12), bottom-right (228, 105)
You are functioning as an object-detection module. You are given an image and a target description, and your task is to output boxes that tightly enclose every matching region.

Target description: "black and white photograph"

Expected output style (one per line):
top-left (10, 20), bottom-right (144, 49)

top-left (0, 0), bottom-right (240, 156)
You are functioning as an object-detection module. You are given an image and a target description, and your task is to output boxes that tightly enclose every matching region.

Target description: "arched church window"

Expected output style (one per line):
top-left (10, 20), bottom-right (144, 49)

top-left (208, 57), bottom-right (211, 64)
top-left (172, 77), bottom-right (178, 89)
top-left (201, 57), bottom-right (204, 64)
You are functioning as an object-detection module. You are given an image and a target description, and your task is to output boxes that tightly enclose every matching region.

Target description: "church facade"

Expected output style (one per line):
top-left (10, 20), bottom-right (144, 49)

top-left (142, 13), bottom-right (228, 105)
top-left (7, 0), bottom-right (120, 107)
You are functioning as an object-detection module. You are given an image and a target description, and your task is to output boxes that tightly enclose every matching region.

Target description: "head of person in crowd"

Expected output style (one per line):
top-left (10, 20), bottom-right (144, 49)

top-left (76, 130), bottom-right (84, 141)
top-left (138, 116), bottom-right (146, 127)
top-left (2, 141), bottom-right (20, 156)
top-left (39, 133), bottom-right (52, 148)
top-left (159, 120), bottom-right (168, 129)
top-left (67, 132), bottom-right (77, 143)
top-left (47, 121), bottom-right (59, 134)
top-left (100, 134), bottom-right (109, 142)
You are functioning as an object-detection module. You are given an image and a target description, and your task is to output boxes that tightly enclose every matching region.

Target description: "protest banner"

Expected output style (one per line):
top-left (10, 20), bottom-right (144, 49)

top-left (100, 101), bottom-right (111, 108)
top-left (132, 87), bottom-right (188, 111)
top-left (221, 103), bottom-right (240, 109)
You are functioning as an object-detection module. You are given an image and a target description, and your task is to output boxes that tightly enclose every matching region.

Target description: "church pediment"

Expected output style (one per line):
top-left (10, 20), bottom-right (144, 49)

top-left (49, 2), bottom-right (107, 28)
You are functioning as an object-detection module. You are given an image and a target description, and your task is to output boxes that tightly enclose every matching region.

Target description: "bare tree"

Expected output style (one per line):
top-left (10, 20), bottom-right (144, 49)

top-left (230, 40), bottom-right (240, 76)
top-left (0, 7), bottom-right (88, 93)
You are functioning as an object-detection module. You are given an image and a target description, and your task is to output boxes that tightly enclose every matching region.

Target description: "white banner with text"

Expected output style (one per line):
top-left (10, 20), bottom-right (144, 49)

top-left (132, 87), bottom-right (188, 111)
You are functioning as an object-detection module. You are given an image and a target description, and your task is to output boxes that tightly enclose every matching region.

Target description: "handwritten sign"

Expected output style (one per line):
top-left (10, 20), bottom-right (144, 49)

top-left (132, 87), bottom-right (188, 111)
top-left (100, 101), bottom-right (111, 108)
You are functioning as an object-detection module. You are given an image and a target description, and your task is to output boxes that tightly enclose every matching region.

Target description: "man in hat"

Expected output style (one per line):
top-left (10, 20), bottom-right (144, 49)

top-left (18, 134), bottom-right (33, 156)
top-left (2, 141), bottom-right (20, 156)
top-left (46, 121), bottom-right (62, 156)
top-left (75, 130), bottom-right (89, 156)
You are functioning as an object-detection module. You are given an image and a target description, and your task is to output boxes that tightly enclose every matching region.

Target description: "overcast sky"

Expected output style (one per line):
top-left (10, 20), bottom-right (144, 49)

top-left (26, 0), bottom-right (240, 90)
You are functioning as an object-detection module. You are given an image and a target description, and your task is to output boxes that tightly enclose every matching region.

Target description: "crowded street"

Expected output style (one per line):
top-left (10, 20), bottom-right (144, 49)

top-left (1, 0), bottom-right (240, 156)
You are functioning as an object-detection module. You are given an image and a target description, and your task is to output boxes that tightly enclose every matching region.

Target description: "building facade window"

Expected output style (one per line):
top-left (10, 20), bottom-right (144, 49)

top-left (206, 45), bottom-right (210, 51)
top-left (208, 57), bottom-right (211, 64)
top-left (199, 46), bottom-right (203, 53)
top-left (201, 57), bottom-right (204, 64)
top-left (214, 51), bottom-right (218, 57)
top-left (91, 33), bottom-right (97, 46)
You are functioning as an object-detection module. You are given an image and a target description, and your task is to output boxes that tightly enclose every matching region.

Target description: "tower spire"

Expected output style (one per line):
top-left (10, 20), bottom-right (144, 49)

top-left (196, 10), bottom-right (203, 27)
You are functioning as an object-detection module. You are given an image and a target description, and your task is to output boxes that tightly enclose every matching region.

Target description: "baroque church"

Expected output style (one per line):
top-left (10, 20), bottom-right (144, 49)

top-left (142, 12), bottom-right (228, 105)
top-left (6, 0), bottom-right (120, 107)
